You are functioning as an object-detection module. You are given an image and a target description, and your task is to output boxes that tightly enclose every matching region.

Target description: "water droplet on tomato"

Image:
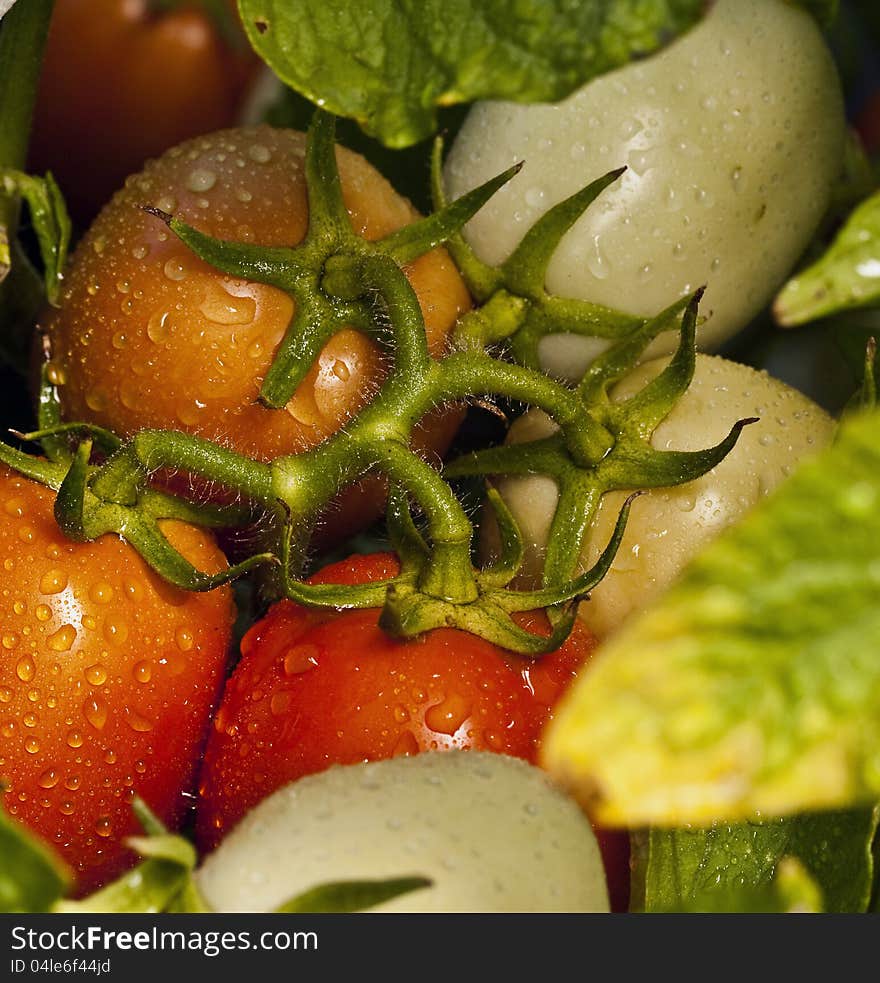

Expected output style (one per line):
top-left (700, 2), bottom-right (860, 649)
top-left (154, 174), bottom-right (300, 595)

top-left (85, 664), bottom-right (107, 686)
top-left (84, 697), bottom-right (107, 731)
top-left (4, 496), bottom-right (24, 517)
top-left (392, 732), bottom-right (419, 757)
top-left (248, 144), bottom-right (271, 164)
top-left (198, 283), bottom-right (256, 325)
top-left (47, 625), bottom-right (76, 652)
top-left (133, 661), bottom-right (152, 684)
top-left (163, 258), bottom-right (188, 282)
top-left (125, 709), bottom-right (154, 732)
top-left (16, 655), bottom-right (35, 682)
top-left (0, 687), bottom-right (11, 703)
top-left (2, 632), bottom-right (19, 649)
top-left (66, 730), bottom-right (83, 748)
top-left (104, 619), bottom-right (129, 644)
top-left (24, 737), bottom-right (40, 754)
top-left (186, 168), bottom-right (217, 192)
top-left (40, 569), bottom-right (68, 594)
top-left (282, 644), bottom-right (319, 675)
top-left (425, 693), bottom-right (471, 735)
top-left (94, 816), bottom-right (113, 838)
top-left (270, 692), bottom-right (291, 716)
top-left (331, 359), bottom-right (350, 382)
top-left (89, 582), bottom-right (114, 605)
top-left (38, 769), bottom-right (58, 789)
top-left (59, 800), bottom-right (74, 816)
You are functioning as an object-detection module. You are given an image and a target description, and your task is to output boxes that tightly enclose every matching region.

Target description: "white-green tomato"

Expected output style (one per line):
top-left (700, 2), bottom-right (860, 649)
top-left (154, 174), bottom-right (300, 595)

top-left (445, 0), bottom-right (845, 379)
top-left (194, 751), bottom-right (609, 913)
top-left (485, 355), bottom-right (834, 639)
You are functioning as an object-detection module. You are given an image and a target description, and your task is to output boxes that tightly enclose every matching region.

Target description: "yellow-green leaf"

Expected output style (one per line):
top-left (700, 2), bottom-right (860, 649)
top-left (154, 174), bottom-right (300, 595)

top-left (542, 408), bottom-right (880, 826)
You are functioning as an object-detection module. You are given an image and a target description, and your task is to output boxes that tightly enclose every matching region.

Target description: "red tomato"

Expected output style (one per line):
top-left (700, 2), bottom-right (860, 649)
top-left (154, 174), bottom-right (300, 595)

top-left (28, 0), bottom-right (261, 226)
top-left (196, 551), bottom-right (631, 907)
top-left (0, 467), bottom-right (234, 894)
top-left (196, 553), bottom-right (592, 851)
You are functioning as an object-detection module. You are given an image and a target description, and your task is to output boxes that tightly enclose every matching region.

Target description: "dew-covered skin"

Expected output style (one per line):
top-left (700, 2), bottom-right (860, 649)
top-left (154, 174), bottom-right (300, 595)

top-left (195, 751), bottom-right (609, 913)
top-left (45, 127), bottom-right (471, 529)
top-left (195, 552), bottom-right (594, 851)
top-left (444, 0), bottom-right (845, 377)
top-left (486, 355), bottom-right (835, 639)
top-left (0, 469), bottom-right (233, 894)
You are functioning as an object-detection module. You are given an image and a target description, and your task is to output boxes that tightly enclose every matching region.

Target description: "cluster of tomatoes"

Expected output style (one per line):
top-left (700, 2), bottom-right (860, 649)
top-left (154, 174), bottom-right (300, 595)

top-left (3, 0), bottom-right (633, 909)
top-left (1, 0), bottom-right (853, 914)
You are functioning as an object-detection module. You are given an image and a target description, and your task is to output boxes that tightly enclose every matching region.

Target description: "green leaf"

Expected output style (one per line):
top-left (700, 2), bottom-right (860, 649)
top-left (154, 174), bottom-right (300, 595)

top-left (275, 876), bottom-right (432, 913)
top-left (0, 0), bottom-right (57, 371)
top-left (0, 169), bottom-right (71, 305)
top-left (542, 408), bottom-right (880, 826)
top-left (0, 803), bottom-right (70, 913)
top-left (775, 188), bottom-right (880, 326)
top-left (634, 807), bottom-right (878, 913)
top-left (55, 831), bottom-right (201, 914)
top-left (659, 856), bottom-right (823, 913)
top-left (238, 0), bottom-right (704, 148)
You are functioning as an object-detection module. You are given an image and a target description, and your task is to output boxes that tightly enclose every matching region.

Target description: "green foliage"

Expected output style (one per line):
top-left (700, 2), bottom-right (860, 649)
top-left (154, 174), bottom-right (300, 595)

top-left (634, 808), bottom-right (878, 913)
top-left (238, 0), bottom-right (705, 147)
top-left (544, 408), bottom-right (880, 825)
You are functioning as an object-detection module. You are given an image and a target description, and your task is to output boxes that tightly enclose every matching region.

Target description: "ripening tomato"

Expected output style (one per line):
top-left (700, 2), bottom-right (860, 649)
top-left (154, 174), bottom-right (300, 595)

top-left (0, 467), bottom-right (234, 894)
top-left (193, 551), bottom-right (631, 910)
top-left (44, 126), bottom-right (471, 540)
top-left (195, 552), bottom-right (594, 847)
top-left (28, 0), bottom-right (261, 226)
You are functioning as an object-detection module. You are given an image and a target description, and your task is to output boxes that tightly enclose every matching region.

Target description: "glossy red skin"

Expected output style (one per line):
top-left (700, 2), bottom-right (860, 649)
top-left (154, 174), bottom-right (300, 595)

top-left (0, 468), bottom-right (234, 894)
top-left (29, 0), bottom-right (260, 226)
top-left (198, 552), bottom-right (631, 908)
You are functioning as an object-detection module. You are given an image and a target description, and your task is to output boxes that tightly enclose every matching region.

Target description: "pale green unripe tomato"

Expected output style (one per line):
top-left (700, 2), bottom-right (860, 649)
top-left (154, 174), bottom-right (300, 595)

top-left (195, 751), bottom-right (609, 913)
top-left (445, 0), bottom-right (845, 379)
top-left (485, 355), bottom-right (834, 639)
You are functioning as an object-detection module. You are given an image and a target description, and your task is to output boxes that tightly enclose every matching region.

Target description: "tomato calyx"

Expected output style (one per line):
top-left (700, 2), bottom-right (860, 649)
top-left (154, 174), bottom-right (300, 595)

top-left (431, 144), bottom-right (643, 364)
top-left (17, 109), bottom-right (756, 654)
top-left (144, 111), bottom-right (509, 411)
top-left (445, 289), bottom-right (759, 594)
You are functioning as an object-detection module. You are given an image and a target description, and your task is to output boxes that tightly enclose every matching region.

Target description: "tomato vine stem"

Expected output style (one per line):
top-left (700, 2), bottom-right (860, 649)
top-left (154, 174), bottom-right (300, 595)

top-left (7, 110), bottom-right (754, 653)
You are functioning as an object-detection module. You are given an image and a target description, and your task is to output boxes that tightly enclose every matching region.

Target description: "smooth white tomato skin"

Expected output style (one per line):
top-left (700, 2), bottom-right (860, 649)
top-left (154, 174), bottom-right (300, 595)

top-left (485, 355), bottom-right (835, 639)
top-left (195, 751), bottom-right (609, 913)
top-left (444, 0), bottom-right (845, 378)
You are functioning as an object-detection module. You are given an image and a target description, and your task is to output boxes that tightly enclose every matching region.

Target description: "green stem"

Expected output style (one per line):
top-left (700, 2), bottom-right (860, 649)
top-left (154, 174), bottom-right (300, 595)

top-left (437, 352), bottom-right (614, 466)
top-left (372, 441), bottom-right (476, 602)
top-left (119, 430), bottom-right (274, 503)
top-left (0, 0), bottom-right (54, 227)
